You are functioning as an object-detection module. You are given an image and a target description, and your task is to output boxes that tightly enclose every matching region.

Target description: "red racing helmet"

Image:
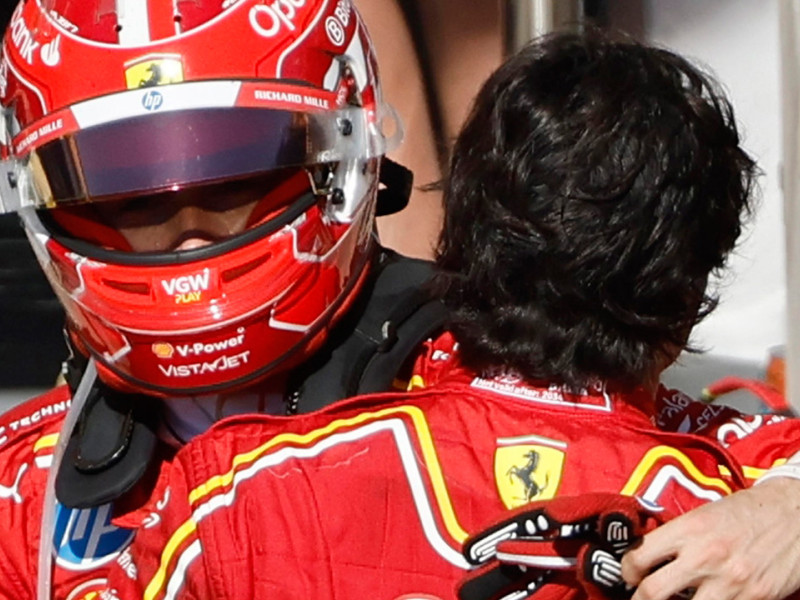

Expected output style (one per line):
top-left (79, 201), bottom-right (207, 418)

top-left (0, 0), bottom-right (401, 396)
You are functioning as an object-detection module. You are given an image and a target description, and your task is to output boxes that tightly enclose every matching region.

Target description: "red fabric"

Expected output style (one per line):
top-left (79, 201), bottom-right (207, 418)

top-left (0, 337), bottom-right (434, 600)
top-left (0, 386), bottom-right (172, 600)
top-left (2, 335), bottom-right (799, 600)
top-left (104, 340), bottom-right (800, 600)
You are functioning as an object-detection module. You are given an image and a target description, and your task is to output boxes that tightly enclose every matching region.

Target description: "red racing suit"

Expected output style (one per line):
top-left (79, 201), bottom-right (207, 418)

top-left (0, 385), bottom-right (173, 600)
top-left (105, 335), bottom-right (800, 600)
top-left (0, 332), bottom-right (437, 599)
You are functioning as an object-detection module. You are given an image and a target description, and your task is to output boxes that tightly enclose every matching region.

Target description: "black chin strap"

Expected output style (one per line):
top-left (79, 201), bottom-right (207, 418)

top-left (55, 371), bottom-right (159, 509)
top-left (376, 158), bottom-right (415, 216)
top-left (288, 248), bottom-right (446, 414)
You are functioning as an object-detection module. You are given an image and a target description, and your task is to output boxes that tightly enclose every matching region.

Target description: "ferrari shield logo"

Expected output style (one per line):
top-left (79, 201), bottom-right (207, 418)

top-left (125, 56), bottom-right (184, 89)
top-left (494, 436), bottom-right (567, 509)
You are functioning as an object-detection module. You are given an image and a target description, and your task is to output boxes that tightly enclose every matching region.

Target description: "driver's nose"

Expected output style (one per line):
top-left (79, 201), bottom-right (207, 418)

top-left (168, 203), bottom-right (220, 251)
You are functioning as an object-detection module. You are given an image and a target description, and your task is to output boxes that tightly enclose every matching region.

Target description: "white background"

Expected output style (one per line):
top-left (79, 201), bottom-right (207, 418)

top-left (610, 0), bottom-right (787, 387)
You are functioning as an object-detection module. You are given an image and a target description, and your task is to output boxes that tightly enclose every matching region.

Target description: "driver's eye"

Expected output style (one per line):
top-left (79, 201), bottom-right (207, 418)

top-left (93, 193), bottom-right (183, 229)
top-left (118, 196), bottom-right (162, 214)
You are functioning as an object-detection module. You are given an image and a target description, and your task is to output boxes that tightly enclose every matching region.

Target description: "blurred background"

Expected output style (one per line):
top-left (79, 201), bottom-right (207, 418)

top-left (0, 3), bottom-right (68, 410)
top-left (0, 0), bottom-right (790, 413)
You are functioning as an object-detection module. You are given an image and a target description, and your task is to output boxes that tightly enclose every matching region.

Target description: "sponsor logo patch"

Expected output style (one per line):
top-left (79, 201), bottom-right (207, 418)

top-left (158, 268), bottom-right (212, 304)
top-left (325, 0), bottom-right (351, 46)
top-left (717, 413), bottom-right (787, 448)
top-left (151, 342), bottom-right (174, 359)
top-left (125, 56), bottom-right (184, 89)
top-left (9, 4), bottom-right (39, 65)
top-left (141, 90), bottom-right (163, 111)
top-left (0, 463), bottom-right (27, 503)
top-left (158, 350), bottom-right (251, 377)
top-left (494, 435), bottom-right (566, 509)
top-left (0, 398), bottom-right (70, 447)
top-left (472, 374), bottom-right (612, 412)
top-left (65, 579), bottom-right (107, 600)
top-left (41, 34), bottom-right (61, 67)
top-left (249, 0), bottom-right (307, 38)
top-left (176, 330), bottom-right (246, 358)
top-left (53, 503), bottom-right (134, 571)
top-left (325, 16), bottom-right (344, 46)
top-left (152, 330), bottom-right (246, 361)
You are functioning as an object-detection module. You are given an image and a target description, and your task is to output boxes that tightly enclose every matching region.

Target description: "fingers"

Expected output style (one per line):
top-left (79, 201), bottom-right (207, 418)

top-left (626, 557), bottom-right (699, 600)
top-left (621, 512), bottom-right (743, 600)
top-left (621, 520), bottom-right (683, 586)
top-left (627, 558), bottom-right (745, 600)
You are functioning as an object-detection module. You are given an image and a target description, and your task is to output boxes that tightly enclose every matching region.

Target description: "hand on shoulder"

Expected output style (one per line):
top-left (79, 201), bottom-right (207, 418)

top-left (622, 477), bottom-right (800, 600)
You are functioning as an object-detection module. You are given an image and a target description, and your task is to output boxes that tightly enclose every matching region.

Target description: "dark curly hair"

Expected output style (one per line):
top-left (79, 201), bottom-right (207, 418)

top-left (436, 31), bottom-right (757, 389)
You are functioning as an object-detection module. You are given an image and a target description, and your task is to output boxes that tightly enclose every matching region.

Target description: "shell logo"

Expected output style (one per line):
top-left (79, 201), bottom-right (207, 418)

top-left (65, 578), bottom-right (108, 600)
top-left (151, 342), bottom-right (174, 359)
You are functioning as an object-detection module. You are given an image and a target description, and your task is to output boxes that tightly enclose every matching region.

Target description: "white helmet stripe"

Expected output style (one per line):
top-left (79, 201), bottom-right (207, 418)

top-left (70, 81), bottom-right (243, 128)
top-left (116, 0), bottom-right (153, 46)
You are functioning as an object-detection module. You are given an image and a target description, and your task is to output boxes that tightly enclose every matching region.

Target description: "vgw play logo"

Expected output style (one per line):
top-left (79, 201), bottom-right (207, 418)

top-left (160, 268), bottom-right (212, 304)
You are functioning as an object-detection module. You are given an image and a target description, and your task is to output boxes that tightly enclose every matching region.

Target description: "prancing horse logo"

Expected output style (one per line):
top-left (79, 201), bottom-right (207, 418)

top-left (124, 56), bottom-right (185, 90)
top-left (507, 450), bottom-right (548, 502)
top-left (494, 438), bottom-right (566, 509)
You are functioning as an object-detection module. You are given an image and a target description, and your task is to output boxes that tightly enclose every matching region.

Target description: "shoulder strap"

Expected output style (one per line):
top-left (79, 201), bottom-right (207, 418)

top-left (291, 248), bottom-right (446, 414)
top-left (55, 379), bottom-right (159, 509)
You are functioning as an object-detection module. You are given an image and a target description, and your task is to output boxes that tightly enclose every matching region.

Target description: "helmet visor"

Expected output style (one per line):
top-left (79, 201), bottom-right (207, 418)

top-left (11, 105), bottom-right (386, 210)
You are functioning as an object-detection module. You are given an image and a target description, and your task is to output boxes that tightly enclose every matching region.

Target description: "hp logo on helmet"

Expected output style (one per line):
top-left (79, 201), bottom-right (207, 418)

top-left (142, 90), bottom-right (164, 111)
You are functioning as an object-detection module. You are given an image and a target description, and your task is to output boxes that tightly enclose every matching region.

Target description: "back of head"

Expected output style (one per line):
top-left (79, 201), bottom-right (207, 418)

top-left (437, 30), bottom-right (757, 389)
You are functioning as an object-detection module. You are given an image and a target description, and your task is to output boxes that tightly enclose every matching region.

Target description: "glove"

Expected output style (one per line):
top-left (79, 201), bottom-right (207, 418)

top-left (458, 493), bottom-right (672, 600)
